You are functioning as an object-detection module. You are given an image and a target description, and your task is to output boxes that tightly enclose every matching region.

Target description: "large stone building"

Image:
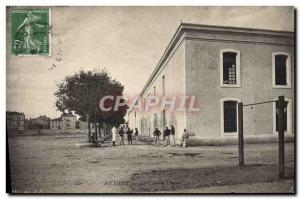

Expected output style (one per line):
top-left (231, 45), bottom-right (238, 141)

top-left (128, 23), bottom-right (294, 144)
top-left (6, 111), bottom-right (25, 130)
top-left (50, 113), bottom-right (76, 129)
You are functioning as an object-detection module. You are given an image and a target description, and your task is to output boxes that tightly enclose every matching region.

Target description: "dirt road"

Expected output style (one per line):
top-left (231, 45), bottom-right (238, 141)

top-left (8, 133), bottom-right (295, 193)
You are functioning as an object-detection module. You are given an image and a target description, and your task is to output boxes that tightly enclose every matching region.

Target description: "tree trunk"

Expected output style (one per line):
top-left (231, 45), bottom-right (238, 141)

top-left (95, 120), bottom-right (98, 139)
top-left (98, 121), bottom-right (101, 138)
top-left (86, 113), bottom-right (92, 142)
top-left (105, 124), bottom-right (107, 136)
top-left (105, 123), bottom-right (108, 136)
top-left (107, 124), bottom-right (110, 136)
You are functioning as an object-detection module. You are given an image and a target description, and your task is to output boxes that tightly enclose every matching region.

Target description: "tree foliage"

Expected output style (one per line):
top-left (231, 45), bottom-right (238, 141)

top-left (55, 69), bottom-right (127, 131)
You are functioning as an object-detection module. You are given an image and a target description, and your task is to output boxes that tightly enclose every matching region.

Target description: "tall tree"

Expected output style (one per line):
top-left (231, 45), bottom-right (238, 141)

top-left (55, 69), bottom-right (127, 142)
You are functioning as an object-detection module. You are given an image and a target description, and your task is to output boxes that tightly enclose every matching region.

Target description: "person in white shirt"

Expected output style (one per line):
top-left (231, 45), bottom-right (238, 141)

top-left (111, 127), bottom-right (117, 146)
top-left (181, 129), bottom-right (189, 148)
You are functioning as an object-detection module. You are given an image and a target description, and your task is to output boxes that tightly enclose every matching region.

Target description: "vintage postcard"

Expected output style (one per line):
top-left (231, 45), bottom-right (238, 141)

top-left (6, 6), bottom-right (295, 194)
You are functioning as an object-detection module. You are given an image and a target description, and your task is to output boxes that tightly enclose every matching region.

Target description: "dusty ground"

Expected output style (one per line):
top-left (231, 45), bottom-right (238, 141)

top-left (7, 133), bottom-right (295, 194)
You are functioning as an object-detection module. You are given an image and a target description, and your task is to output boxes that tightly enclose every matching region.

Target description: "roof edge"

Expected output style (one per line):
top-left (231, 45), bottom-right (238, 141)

top-left (138, 23), bottom-right (294, 98)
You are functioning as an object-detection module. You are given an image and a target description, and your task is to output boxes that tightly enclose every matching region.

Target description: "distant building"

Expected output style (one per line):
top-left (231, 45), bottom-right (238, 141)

top-left (6, 111), bottom-right (25, 130)
top-left (61, 113), bottom-right (76, 129)
top-left (50, 118), bottom-right (62, 129)
top-left (29, 115), bottom-right (50, 129)
top-left (24, 119), bottom-right (30, 129)
top-left (50, 113), bottom-right (76, 129)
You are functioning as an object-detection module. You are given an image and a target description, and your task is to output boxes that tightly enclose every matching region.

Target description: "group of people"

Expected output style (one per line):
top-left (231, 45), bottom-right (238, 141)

top-left (153, 125), bottom-right (189, 147)
top-left (111, 126), bottom-right (139, 146)
top-left (111, 125), bottom-right (189, 147)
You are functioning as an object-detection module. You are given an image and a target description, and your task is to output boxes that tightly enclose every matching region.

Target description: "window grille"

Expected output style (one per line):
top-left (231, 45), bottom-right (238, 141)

top-left (223, 52), bottom-right (237, 84)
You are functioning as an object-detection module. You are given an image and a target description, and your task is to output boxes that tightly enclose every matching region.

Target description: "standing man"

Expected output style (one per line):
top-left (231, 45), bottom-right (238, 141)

top-left (119, 127), bottom-right (125, 145)
top-left (153, 127), bottom-right (161, 147)
top-left (111, 126), bottom-right (117, 146)
top-left (134, 128), bottom-right (139, 143)
top-left (181, 129), bottom-right (189, 148)
top-left (171, 125), bottom-right (176, 145)
top-left (164, 127), bottom-right (170, 146)
top-left (127, 128), bottom-right (133, 145)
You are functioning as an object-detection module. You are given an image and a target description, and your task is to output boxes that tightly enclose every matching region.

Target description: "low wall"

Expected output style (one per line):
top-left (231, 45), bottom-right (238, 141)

top-left (40, 129), bottom-right (88, 134)
top-left (187, 134), bottom-right (294, 146)
top-left (8, 129), bottom-right (88, 136)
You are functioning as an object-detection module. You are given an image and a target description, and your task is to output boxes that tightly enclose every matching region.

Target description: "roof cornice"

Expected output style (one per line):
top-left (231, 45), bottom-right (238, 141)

top-left (138, 23), bottom-right (294, 97)
top-left (180, 23), bottom-right (293, 37)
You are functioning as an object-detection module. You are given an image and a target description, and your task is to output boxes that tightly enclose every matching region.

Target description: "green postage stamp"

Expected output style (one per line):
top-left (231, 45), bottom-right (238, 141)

top-left (11, 8), bottom-right (50, 56)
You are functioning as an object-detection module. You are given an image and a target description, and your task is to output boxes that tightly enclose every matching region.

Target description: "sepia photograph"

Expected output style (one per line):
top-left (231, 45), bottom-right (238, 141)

top-left (6, 6), bottom-right (295, 194)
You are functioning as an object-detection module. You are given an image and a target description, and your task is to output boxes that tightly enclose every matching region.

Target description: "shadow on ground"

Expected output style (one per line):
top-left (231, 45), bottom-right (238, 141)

top-left (130, 164), bottom-right (294, 192)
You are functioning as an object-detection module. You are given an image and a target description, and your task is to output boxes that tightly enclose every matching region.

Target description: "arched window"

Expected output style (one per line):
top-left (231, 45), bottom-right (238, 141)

top-left (272, 52), bottom-right (291, 88)
top-left (220, 49), bottom-right (241, 87)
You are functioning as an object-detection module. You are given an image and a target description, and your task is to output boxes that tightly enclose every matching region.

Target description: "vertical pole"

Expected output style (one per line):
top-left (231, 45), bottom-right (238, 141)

top-left (278, 96), bottom-right (285, 179)
top-left (163, 110), bottom-right (166, 141)
top-left (238, 102), bottom-right (244, 166)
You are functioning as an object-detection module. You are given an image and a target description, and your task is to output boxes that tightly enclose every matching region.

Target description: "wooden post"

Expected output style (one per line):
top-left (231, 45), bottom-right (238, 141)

top-left (278, 96), bottom-right (285, 179)
top-left (238, 102), bottom-right (244, 166)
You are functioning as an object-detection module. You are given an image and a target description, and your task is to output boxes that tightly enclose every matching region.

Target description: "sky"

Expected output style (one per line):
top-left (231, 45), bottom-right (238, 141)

top-left (6, 6), bottom-right (294, 119)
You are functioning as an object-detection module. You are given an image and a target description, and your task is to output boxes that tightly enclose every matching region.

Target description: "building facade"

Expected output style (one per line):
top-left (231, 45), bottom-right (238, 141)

top-left (50, 118), bottom-right (62, 129)
top-left (29, 115), bottom-right (50, 129)
top-left (6, 111), bottom-right (25, 130)
top-left (50, 113), bottom-right (76, 129)
top-left (128, 23), bottom-right (294, 144)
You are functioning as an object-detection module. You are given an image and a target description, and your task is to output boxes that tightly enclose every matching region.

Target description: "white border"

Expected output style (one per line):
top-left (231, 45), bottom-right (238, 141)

top-left (2, 3), bottom-right (298, 198)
